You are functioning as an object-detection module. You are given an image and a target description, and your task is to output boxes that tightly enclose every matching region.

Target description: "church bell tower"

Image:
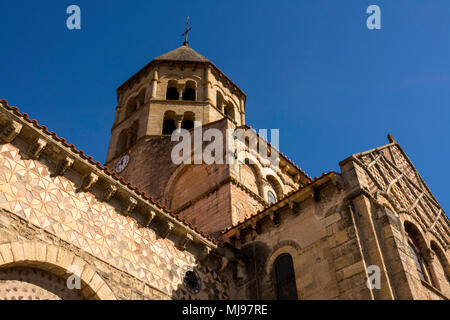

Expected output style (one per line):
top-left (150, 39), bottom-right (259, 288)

top-left (103, 23), bottom-right (307, 237)
top-left (105, 22), bottom-right (247, 166)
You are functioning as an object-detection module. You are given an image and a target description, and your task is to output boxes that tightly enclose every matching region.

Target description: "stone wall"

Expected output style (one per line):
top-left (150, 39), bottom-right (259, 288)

top-left (222, 140), bottom-right (450, 300)
top-left (340, 142), bottom-right (450, 299)
top-left (223, 178), bottom-right (351, 300)
top-left (0, 141), bottom-right (230, 300)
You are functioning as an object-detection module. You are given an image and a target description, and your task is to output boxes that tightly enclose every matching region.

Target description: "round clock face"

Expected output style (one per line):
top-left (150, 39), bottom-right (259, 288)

top-left (115, 155), bottom-right (130, 173)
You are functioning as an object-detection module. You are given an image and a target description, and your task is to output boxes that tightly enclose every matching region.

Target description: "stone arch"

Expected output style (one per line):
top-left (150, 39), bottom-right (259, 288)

top-left (169, 165), bottom-right (219, 211)
top-left (265, 241), bottom-right (301, 300)
top-left (403, 221), bottom-right (438, 287)
top-left (183, 80), bottom-right (197, 101)
top-left (265, 174), bottom-right (284, 201)
top-left (430, 240), bottom-right (450, 284)
top-left (162, 110), bottom-right (177, 135)
top-left (241, 164), bottom-right (262, 197)
top-left (163, 164), bottom-right (190, 208)
top-left (216, 91), bottom-right (225, 112)
top-left (124, 95), bottom-right (138, 118)
top-left (376, 193), bottom-right (399, 217)
top-left (213, 85), bottom-right (239, 108)
top-left (265, 241), bottom-right (301, 275)
top-left (403, 221), bottom-right (429, 258)
top-left (166, 80), bottom-right (179, 100)
top-left (115, 129), bottom-right (128, 157)
top-left (0, 241), bottom-right (116, 300)
top-left (182, 111), bottom-right (195, 130)
top-left (241, 155), bottom-right (264, 197)
top-left (128, 120), bottom-right (139, 147)
top-left (135, 87), bottom-right (147, 108)
top-left (224, 101), bottom-right (236, 121)
top-left (164, 164), bottom-right (209, 210)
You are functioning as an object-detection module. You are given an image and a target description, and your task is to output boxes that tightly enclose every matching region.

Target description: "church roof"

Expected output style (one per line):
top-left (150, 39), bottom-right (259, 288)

top-left (221, 171), bottom-right (338, 236)
top-left (154, 45), bottom-right (211, 63)
top-left (117, 45), bottom-right (246, 98)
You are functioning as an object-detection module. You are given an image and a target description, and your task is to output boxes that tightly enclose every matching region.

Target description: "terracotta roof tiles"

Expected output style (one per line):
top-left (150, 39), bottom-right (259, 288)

top-left (221, 171), bottom-right (337, 234)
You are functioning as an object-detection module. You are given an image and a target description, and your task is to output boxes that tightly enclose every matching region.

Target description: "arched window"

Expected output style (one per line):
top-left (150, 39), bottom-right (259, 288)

top-left (224, 102), bottom-right (235, 121)
top-left (162, 111), bottom-right (177, 135)
top-left (408, 240), bottom-right (429, 282)
top-left (166, 80), bottom-right (179, 100)
top-left (125, 97), bottom-right (138, 118)
top-left (216, 92), bottom-right (224, 112)
top-left (128, 121), bottom-right (139, 146)
top-left (183, 81), bottom-right (196, 101)
top-left (274, 254), bottom-right (298, 300)
top-left (135, 88), bottom-right (146, 109)
top-left (182, 111), bottom-right (195, 130)
top-left (267, 175), bottom-right (283, 200)
top-left (430, 241), bottom-right (450, 285)
top-left (405, 222), bottom-right (436, 286)
top-left (268, 191), bottom-right (277, 204)
top-left (116, 130), bottom-right (128, 156)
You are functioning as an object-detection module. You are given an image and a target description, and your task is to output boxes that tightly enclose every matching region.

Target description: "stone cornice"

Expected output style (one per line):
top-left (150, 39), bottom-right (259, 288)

top-left (117, 60), bottom-right (247, 101)
top-left (222, 172), bottom-right (339, 237)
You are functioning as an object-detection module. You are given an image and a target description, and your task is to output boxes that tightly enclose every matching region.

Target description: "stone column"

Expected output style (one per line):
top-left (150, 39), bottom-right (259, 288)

top-left (205, 67), bottom-right (213, 104)
top-left (151, 70), bottom-right (159, 99)
top-left (178, 84), bottom-right (184, 101)
top-left (176, 115), bottom-right (183, 130)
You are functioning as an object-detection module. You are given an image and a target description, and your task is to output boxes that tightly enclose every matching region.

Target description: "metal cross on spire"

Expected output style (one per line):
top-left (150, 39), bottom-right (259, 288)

top-left (182, 16), bottom-right (192, 46)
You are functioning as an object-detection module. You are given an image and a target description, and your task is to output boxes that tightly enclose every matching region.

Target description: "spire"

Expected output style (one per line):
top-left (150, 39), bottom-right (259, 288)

top-left (181, 16), bottom-right (192, 47)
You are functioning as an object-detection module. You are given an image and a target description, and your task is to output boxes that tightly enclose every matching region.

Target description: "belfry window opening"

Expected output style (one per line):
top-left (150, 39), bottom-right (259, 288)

top-left (183, 81), bottom-right (196, 101)
top-left (166, 80), bottom-right (179, 100)
top-left (216, 91), bottom-right (224, 112)
top-left (162, 111), bottom-right (177, 135)
top-left (224, 102), bottom-right (235, 121)
top-left (182, 111), bottom-right (195, 130)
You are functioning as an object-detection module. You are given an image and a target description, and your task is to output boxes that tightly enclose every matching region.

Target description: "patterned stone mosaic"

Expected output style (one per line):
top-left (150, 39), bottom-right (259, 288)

top-left (0, 143), bottom-right (229, 299)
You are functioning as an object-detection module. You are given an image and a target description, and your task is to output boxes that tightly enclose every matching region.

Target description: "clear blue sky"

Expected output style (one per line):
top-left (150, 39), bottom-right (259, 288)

top-left (1, 1), bottom-right (449, 211)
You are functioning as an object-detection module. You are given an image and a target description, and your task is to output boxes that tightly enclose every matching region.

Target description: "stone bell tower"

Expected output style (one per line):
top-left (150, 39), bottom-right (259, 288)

top-left (105, 38), bottom-right (247, 165)
top-left (104, 29), bottom-right (308, 237)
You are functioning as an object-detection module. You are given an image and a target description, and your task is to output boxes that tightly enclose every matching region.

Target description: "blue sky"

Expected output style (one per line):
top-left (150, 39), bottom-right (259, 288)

top-left (0, 1), bottom-right (449, 210)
